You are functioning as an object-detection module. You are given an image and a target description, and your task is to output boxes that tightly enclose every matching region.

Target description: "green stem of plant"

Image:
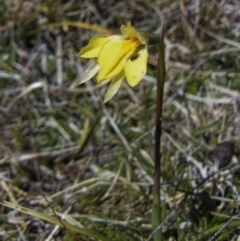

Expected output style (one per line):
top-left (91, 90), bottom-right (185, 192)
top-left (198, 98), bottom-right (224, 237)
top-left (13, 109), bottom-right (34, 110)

top-left (152, 27), bottom-right (165, 241)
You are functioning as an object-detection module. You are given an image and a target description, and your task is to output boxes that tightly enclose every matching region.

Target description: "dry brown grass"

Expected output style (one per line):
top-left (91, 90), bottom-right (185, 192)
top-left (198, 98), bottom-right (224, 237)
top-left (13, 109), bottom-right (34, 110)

top-left (0, 0), bottom-right (240, 240)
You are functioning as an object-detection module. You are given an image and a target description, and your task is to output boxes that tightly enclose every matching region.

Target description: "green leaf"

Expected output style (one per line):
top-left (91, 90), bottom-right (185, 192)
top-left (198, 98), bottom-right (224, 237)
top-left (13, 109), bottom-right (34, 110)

top-left (0, 201), bottom-right (111, 241)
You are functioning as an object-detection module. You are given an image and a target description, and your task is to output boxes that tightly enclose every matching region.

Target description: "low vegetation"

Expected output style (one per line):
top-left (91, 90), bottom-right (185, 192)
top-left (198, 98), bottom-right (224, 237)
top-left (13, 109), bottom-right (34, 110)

top-left (0, 0), bottom-right (240, 240)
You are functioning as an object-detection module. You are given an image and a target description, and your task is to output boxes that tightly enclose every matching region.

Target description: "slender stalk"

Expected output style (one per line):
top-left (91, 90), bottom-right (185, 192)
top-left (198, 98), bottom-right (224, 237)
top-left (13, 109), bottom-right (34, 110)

top-left (152, 27), bottom-right (165, 241)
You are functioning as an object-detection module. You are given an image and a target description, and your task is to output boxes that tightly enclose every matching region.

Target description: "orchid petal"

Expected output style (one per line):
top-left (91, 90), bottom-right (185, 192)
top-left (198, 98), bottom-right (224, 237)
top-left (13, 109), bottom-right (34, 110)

top-left (120, 22), bottom-right (138, 39)
top-left (103, 71), bottom-right (124, 103)
top-left (120, 22), bottom-right (149, 44)
top-left (136, 31), bottom-right (149, 45)
top-left (124, 46), bottom-right (148, 87)
top-left (76, 61), bottom-right (101, 85)
top-left (78, 35), bottom-right (110, 58)
top-left (96, 37), bottom-right (140, 81)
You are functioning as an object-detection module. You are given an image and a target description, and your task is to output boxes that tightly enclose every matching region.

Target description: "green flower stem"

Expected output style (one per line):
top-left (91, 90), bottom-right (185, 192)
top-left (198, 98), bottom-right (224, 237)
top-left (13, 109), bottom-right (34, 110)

top-left (152, 27), bottom-right (165, 241)
top-left (148, 34), bottom-right (162, 45)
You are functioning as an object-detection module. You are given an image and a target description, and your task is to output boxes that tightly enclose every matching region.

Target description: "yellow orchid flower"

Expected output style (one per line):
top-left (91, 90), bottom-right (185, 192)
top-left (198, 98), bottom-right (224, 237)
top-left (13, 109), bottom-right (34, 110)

top-left (77, 22), bottom-right (150, 103)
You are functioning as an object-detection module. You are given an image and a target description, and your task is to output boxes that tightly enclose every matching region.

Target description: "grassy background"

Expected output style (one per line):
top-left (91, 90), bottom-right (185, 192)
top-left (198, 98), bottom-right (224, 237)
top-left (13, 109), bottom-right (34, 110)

top-left (0, 0), bottom-right (240, 240)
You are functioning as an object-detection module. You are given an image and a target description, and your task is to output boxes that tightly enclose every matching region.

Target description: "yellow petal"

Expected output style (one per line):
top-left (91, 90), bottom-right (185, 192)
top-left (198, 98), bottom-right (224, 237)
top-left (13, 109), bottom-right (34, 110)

top-left (121, 22), bottom-right (149, 44)
top-left (103, 71), bottom-right (124, 103)
top-left (124, 46), bottom-right (148, 87)
top-left (78, 35), bottom-right (110, 58)
top-left (120, 22), bottom-right (138, 39)
top-left (136, 31), bottom-right (149, 45)
top-left (96, 37), bottom-right (140, 81)
top-left (76, 61), bottom-right (101, 85)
